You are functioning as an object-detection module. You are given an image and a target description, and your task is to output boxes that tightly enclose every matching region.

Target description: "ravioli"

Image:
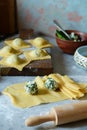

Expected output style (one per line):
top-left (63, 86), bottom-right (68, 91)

top-left (5, 38), bottom-right (31, 50)
top-left (24, 48), bottom-right (51, 62)
top-left (0, 45), bottom-right (22, 57)
top-left (29, 37), bottom-right (53, 48)
top-left (0, 54), bottom-right (30, 71)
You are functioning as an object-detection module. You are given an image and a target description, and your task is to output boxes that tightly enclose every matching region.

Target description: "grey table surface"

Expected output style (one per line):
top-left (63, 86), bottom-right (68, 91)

top-left (0, 38), bottom-right (87, 130)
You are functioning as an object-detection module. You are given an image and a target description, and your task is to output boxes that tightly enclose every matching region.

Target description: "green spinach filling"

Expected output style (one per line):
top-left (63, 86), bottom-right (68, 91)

top-left (45, 78), bottom-right (58, 91)
top-left (25, 81), bottom-right (38, 95)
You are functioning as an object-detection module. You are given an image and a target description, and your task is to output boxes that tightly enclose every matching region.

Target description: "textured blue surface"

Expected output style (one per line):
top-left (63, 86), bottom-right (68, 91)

top-left (17, 0), bottom-right (87, 36)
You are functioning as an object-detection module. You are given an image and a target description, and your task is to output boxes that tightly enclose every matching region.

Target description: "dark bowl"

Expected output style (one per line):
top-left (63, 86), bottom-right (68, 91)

top-left (56, 30), bottom-right (87, 54)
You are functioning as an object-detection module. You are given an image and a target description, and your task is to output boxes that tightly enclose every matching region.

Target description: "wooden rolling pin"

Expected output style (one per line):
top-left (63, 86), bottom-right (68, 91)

top-left (25, 100), bottom-right (87, 127)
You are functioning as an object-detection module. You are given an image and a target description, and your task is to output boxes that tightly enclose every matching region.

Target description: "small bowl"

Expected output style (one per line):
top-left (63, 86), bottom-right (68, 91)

top-left (74, 45), bottom-right (87, 69)
top-left (56, 30), bottom-right (87, 54)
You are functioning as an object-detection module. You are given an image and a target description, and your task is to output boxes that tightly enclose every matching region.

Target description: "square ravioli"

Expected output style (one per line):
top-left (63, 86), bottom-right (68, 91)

top-left (0, 45), bottom-right (22, 57)
top-left (5, 38), bottom-right (31, 50)
top-left (29, 37), bottom-right (53, 48)
top-left (0, 54), bottom-right (30, 71)
top-left (23, 48), bottom-right (51, 61)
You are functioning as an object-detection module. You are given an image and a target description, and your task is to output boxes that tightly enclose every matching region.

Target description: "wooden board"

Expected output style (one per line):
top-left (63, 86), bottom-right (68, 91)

top-left (0, 59), bottom-right (53, 76)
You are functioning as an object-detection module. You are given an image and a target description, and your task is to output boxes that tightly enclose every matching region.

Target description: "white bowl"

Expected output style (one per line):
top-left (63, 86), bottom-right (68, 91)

top-left (74, 45), bottom-right (87, 69)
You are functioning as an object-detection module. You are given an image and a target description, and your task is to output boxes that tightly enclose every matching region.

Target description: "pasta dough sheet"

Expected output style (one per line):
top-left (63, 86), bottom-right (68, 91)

top-left (3, 74), bottom-right (87, 108)
top-left (3, 82), bottom-right (67, 108)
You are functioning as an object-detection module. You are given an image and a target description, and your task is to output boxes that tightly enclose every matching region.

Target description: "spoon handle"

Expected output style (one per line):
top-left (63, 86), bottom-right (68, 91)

top-left (53, 20), bottom-right (71, 40)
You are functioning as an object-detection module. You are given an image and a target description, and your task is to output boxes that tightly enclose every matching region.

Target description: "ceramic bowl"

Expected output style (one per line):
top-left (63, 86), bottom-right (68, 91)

top-left (74, 45), bottom-right (87, 69)
top-left (56, 30), bottom-right (87, 54)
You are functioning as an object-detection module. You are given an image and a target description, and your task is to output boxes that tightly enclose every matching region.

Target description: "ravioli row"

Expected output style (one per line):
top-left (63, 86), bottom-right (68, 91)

top-left (4, 37), bottom-right (53, 50)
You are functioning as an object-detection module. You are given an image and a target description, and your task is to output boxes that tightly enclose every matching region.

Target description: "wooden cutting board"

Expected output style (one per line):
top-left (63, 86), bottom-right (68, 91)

top-left (0, 59), bottom-right (53, 76)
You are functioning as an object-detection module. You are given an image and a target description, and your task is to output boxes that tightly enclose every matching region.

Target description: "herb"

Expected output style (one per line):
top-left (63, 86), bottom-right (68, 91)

top-left (56, 30), bottom-right (70, 40)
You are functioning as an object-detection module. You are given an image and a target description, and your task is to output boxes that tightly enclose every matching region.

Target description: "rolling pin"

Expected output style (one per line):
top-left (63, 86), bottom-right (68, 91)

top-left (25, 100), bottom-right (87, 127)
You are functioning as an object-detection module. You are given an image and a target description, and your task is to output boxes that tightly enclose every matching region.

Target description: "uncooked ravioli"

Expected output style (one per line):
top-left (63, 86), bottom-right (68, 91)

top-left (0, 54), bottom-right (30, 71)
top-left (29, 37), bottom-right (53, 48)
top-left (0, 45), bottom-right (22, 57)
top-left (5, 38), bottom-right (31, 50)
top-left (24, 48), bottom-right (51, 61)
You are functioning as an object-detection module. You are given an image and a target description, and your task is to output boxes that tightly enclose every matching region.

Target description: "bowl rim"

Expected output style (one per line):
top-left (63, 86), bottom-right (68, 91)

top-left (74, 46), bottom-right (87, 69)
top-left (74, 45), bottom-right (87, 59)
top-left (56, 29), bottom-right (87, 43)
top-left (76, 45), bottom-right (87, 54)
